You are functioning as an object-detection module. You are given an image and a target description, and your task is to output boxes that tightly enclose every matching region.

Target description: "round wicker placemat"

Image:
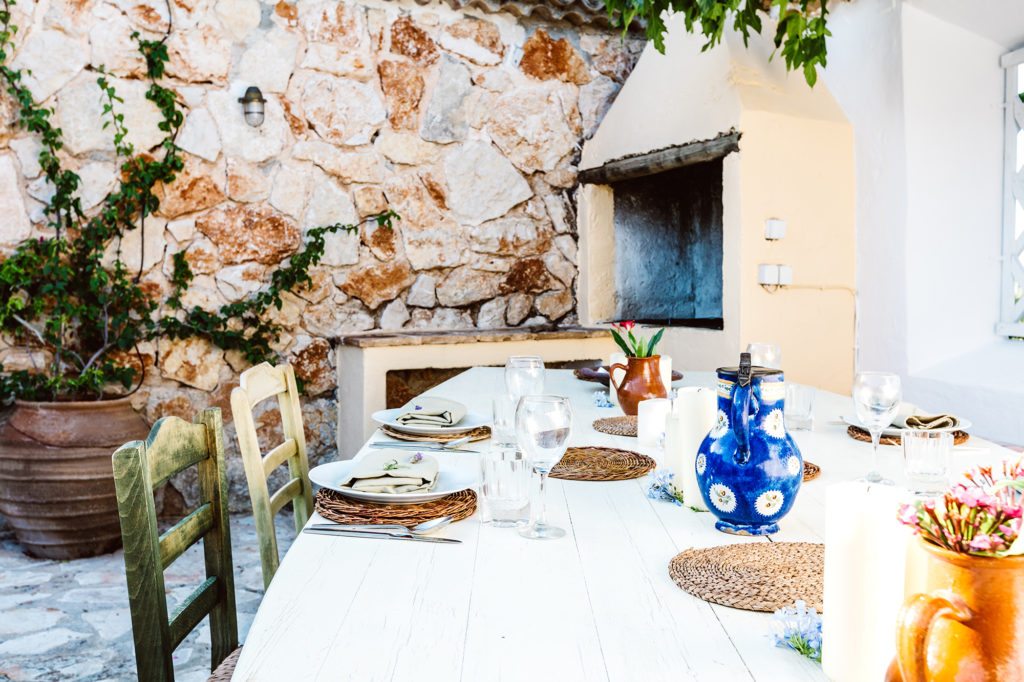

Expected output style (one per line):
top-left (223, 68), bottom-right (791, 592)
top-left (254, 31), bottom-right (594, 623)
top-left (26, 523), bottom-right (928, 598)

top-left (846, 425), bottom-right (970, 447)
top-left (669, 542), bottom-right (824, 613)
top-left (593, 415), bottom-right (638, 437)
top-left (550, 446), bottom-right (655, 481)
top-left (315, 488), bottom-right (477, 526)
top-left (803, 460), bottom-right (820, 482)
top-left (379, 424), bottom-right (491, 443)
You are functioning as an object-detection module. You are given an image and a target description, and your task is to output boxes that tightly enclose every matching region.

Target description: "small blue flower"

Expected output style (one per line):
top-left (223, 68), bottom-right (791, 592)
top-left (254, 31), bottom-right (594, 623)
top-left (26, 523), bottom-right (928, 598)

top-left (771, 600), bottom-right (822, 663)
top-left (414, 405), bottom-right (423, 411)
top-left (593, 391), bottom-right (614, 408)
top-left (645, 470), bottom-right (685, 507)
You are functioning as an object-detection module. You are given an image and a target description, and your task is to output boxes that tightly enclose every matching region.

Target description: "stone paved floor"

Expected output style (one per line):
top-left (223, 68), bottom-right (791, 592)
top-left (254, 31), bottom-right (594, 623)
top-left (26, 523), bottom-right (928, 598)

top-left (0, 514), bottom-right (295, 682)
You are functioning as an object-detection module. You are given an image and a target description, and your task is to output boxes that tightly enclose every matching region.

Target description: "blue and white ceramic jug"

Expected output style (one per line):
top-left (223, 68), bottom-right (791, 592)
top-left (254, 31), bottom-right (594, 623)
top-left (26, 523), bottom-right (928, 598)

top-left (696, 353), bottom-right (803, 535)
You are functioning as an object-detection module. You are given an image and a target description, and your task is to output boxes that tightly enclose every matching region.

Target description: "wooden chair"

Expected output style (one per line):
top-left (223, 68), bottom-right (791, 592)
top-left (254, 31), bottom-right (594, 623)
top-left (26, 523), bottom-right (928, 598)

top-left (112, 408), bottom-right (239, 682)
top-left (231, 361), bottom-right (313, 589)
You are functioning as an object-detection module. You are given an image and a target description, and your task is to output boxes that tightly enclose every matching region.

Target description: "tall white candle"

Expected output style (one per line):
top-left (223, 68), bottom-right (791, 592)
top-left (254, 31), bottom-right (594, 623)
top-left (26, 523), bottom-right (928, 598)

top-left (822, 482), bottom-right (914, 681)
top-left (659, 355), bottom-right (673, 395)
top-left (608, 352), bottom-right (626, 408)
top-left (637, 398), bottom-right (672, 448)
top-left (663, 387), bottom-right (716, 511)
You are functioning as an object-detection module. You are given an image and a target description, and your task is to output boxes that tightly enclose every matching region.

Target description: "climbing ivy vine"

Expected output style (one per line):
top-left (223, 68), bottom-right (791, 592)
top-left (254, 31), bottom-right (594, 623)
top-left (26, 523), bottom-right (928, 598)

top-left (0, 0), bottom-right (397, 402)
top-left (604, 0), bottom-right (832, 86)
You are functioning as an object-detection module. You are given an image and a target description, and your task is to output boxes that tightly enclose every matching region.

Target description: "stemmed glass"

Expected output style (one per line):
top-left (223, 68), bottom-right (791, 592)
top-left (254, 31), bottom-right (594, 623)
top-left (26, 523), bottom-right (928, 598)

top-left (852, 372), bottom-right (902, 484)
top-left (505, 356), bottom-right (545, 402)
top-left (516, 395), bottom-right (572, 540)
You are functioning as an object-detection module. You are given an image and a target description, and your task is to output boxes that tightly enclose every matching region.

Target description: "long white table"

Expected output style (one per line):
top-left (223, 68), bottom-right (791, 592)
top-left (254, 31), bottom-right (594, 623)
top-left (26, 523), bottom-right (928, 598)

top-left (232, 368), bottom-right (1013, 681)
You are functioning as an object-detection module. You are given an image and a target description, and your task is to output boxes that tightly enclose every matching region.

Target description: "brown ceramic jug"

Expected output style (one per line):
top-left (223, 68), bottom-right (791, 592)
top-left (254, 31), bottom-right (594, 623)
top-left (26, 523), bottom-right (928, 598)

top-left (608, 355), bottom-right (668, 416)
top-left (887, 539), bottom-right (1024, 682)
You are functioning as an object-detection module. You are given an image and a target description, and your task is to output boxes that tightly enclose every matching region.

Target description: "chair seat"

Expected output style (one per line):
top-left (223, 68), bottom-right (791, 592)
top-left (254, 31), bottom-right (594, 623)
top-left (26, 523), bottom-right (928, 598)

top-left (208, 647), bottom-right (243, 681)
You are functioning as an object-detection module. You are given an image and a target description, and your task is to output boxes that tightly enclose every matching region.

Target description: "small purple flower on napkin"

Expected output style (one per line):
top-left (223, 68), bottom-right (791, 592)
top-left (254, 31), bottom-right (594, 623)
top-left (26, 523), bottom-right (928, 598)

top-left (414, 405), bottom-right (423, 411)
top-left (410, 452), bottom-right (423, 464)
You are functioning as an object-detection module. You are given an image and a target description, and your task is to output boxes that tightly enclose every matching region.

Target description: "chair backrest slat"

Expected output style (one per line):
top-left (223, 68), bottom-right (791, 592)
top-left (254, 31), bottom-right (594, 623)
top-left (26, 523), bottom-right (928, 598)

top-left (159, 503), bottom-right (213, 568)
top-left (232, 362), bottom-right (313, 589)
top-left (113, 409), bottom-right (237, 682)
top-left (168, 576), bottom-right (219, 650)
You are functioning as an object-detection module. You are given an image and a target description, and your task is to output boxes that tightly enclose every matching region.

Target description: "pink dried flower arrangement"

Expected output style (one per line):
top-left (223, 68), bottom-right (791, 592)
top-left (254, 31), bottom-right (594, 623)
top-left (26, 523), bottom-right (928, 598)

top-left (898, 458), bottom-right (1024, 557)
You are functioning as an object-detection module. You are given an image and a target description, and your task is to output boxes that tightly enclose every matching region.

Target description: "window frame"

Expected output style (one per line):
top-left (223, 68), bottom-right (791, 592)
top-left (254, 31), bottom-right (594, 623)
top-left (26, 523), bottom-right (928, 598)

top-left (998, 46), bottom-right (1024, 337)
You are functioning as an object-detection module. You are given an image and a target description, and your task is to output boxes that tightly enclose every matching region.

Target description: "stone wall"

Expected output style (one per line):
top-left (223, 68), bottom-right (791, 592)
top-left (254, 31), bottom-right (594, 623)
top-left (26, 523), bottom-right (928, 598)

top-left (0, 0), bottom-right (641, 511)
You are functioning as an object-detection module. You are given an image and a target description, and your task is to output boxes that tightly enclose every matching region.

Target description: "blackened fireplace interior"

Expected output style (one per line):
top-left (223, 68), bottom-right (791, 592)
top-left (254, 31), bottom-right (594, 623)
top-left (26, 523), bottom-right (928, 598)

top-left (611, 159), bottom-right (724, 329)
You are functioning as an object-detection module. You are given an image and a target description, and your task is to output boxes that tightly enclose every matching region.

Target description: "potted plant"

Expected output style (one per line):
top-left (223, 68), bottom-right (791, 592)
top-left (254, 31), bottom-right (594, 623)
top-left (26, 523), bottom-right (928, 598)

top-left (607, 321), bottom-right (666, 415)
top-left (889, 460), bottom-right (1024, 681)
top-left (0, 14), bottom-right (395, 558)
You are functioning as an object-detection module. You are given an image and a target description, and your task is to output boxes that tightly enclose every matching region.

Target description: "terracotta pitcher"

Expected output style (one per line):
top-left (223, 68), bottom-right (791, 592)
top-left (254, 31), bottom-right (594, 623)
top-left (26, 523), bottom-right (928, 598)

top-left (608, 355), bottom-right (667, 415)
top-left (887, 539), bottom-right (1024, 682)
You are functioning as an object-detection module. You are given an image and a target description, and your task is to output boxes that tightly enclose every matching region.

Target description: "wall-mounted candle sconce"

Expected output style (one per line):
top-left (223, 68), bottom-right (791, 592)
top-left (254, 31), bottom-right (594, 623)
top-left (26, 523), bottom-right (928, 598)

top-left (238, 86), bottom-right (266, 127)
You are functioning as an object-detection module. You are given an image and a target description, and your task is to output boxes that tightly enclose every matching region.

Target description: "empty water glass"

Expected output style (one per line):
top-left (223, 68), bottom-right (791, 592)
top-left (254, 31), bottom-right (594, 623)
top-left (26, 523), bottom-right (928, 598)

top-left (480, 444), bottom-right (530, 528)
top-left (505, 356), bottom-right (545, 402)
top-left (853, 371), bottom-right (902, 484)
top-left (784, 383), bottom-right (816, 431)
top-left (746, 342), bottom-right (782, 369)
top-left (491, 395), bottom-right (517, 446)
top-left (902, 430), bottom-right (952, 495)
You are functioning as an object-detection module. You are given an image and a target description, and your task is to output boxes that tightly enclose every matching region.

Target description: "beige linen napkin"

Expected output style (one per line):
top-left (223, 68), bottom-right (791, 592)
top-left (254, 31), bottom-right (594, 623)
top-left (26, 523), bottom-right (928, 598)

top-left (905, 414), bottom-right (960, 430)
top-left (339, 451), bottom-right (439, 494)
top-left (395, 397), bottom-right (466, 427)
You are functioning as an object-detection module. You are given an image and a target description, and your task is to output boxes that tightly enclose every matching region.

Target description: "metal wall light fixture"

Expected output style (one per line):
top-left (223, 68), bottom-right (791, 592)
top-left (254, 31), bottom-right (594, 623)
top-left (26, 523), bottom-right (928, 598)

top-left (238, 86), bottom-right (266, 127)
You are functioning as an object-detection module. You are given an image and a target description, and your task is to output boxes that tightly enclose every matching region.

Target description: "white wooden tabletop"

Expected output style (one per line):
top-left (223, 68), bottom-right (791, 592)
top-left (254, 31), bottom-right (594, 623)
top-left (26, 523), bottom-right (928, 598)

top-left (231, 368), bottom-right (1013, 682)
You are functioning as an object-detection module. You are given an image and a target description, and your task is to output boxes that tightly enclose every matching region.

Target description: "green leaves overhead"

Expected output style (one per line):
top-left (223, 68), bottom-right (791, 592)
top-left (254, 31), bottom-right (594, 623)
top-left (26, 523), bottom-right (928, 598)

top-left (603, 0), bottom-right (832, 87)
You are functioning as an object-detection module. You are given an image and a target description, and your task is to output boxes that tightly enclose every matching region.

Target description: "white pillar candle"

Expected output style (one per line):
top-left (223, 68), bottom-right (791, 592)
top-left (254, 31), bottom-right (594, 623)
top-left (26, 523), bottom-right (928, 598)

top-left (608, 352), bottom-right (626, 408)
top-left (664, 387), bottom-right (716, 510)
top-left (659, 354), bottom-right (672, 395)
top-left (822, 482), bottom-right (913, 682)
top-left (637, 398), bottom-right (672, 448)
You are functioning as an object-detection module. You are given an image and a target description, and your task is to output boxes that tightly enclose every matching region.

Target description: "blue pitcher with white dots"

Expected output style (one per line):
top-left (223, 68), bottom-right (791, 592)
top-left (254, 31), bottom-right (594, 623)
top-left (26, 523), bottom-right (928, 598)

top-left (696, 353), bottom-right (803, 535)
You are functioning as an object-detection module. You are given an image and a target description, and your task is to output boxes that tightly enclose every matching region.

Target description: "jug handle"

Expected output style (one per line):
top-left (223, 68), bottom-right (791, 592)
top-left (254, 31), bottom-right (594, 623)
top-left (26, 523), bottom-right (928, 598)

top-left (608, 362), bottom-right (628, 392)
top-left (894, 591), bottom-right (971, 682)
top-left (731, 353), bottom-right (753, 464)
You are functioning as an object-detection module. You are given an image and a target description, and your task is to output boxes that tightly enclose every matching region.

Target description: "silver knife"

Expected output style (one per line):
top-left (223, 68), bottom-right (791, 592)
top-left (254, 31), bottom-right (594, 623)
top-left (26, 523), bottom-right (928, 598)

top-left (368, 443), bottom-right (481, 453)
top-left (303, 528), bottom-right (461, 544)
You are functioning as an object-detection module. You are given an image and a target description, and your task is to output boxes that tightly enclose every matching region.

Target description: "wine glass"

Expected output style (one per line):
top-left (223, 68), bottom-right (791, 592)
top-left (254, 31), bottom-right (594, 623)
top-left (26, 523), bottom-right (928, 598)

top-left (852, 372), bottom-right (902, 484)
top-left (516, 395), bottom-right (572, 540)
top-left (505, 356), bottom-right (545, 402)
top-left (746, 342), bottom-right (782, 369)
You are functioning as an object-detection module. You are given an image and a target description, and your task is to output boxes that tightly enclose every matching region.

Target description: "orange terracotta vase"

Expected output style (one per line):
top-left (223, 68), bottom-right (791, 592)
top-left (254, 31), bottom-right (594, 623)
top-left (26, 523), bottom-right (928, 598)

top-left (608, 355), bottom-right (667, 416)
top-left (888, 539), bottom-right (1024, 682)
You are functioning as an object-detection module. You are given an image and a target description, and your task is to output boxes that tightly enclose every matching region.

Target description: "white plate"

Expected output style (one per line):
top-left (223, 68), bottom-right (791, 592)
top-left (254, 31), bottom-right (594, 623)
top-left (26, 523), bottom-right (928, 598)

top-left (309, 460), bottom-right (478, 505)
top-left (372, 407), bottom-right (490, 435)
top-left (841, 414), bottom-right (972, 438)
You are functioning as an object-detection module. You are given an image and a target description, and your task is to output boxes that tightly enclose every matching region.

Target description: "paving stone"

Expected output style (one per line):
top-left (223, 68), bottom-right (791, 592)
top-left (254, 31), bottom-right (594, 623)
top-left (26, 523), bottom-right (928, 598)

top-left (0, 607), bottom-right (65, 635)
top-left (82, 608), bottom-right (133, 641)
top-left (0, 628), bottom-right (88, 656)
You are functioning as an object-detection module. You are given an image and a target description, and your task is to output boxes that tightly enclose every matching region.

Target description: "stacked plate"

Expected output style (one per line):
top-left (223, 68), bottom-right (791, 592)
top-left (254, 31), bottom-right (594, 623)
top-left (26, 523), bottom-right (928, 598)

top-left (371, 397), bottom-right (489, 436)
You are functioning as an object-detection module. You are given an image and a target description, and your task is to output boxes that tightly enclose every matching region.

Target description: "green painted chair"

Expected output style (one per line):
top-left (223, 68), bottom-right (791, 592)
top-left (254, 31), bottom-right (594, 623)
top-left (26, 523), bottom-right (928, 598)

top-left (112, 408), bottom-right (240, 682)
top-left (231, 361), bottom-right (313, 589)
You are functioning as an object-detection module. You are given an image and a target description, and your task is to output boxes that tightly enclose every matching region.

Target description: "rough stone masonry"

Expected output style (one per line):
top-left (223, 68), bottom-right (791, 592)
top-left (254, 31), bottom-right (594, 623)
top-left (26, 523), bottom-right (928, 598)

top-left (0, 0), bottom-right (643, 510)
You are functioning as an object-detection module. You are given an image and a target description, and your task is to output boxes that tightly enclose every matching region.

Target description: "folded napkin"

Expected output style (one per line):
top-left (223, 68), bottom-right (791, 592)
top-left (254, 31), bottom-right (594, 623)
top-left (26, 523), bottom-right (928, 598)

top-left (339, 451), bottom-right (439, 494)
top-left (904, 414), bottom-right (960, 430)
top-left (395, 397), bottom-right (466, 427)
top-left (890, 402), bottom-right (918, 427)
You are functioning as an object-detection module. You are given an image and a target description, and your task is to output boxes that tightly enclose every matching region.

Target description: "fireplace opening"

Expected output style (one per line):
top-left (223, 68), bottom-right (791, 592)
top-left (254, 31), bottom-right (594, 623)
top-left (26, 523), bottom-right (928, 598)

top-left (611, 158), bottom-right (725, 329)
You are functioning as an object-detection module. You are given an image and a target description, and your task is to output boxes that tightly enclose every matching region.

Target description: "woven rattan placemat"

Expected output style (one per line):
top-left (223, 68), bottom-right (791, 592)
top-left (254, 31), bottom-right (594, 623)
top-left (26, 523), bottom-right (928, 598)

top-left (593, 416), bottom-right (638, 437)
top-left (803, 461), bottom-right (820, 482)
top-left (379, 424), bottom-right (491, 443)
top-left (315, 488), bottom-right (477, 526)
top-left (669, 542), bottom-right (824, 613)
top-left (550, 446), bottom-right (656, 481)
top-left (846, 425), bottom-right (970, 447)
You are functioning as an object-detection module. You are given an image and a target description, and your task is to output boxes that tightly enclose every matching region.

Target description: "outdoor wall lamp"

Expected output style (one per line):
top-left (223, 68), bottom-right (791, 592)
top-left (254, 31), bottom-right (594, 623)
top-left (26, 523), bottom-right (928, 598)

top-left (238, 86), bottom-right (266, 127)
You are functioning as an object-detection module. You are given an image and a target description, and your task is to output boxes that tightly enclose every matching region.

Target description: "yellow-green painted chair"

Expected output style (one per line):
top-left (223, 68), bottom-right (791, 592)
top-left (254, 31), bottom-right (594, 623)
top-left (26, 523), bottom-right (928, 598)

top-left (231, 361), bottom-right (313, 589)
top-left (112, 408), bottom-right (240, 682)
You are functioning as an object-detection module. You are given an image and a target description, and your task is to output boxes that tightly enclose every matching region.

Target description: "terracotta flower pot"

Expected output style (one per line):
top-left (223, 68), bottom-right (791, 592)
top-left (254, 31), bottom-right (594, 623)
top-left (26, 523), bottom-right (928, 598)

top-left (608, 355), bottom-right (668, 416)
top-left (0, 398), bottom-right (149, 559)
top-left (888, 538), bottom-right (1024, 682)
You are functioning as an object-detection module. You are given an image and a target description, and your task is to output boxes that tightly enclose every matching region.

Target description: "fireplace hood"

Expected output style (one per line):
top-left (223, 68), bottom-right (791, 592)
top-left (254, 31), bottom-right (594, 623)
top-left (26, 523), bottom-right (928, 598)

top-left (574, 18), bottom-right (858, 392)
